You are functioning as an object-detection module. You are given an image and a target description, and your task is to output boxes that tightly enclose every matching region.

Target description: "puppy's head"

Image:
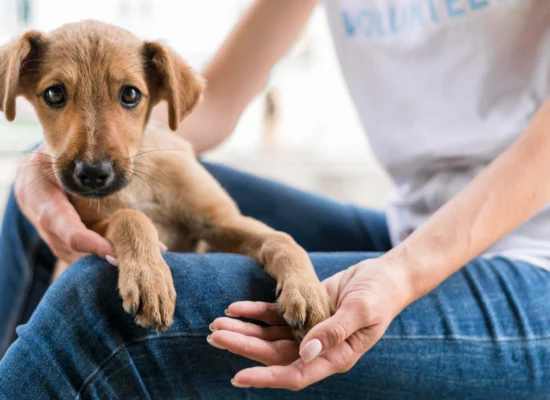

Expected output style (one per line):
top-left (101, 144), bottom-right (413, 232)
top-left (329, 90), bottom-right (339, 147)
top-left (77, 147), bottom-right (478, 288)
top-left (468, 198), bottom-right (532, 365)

top-left (0, 20), bottom-right (203, 198)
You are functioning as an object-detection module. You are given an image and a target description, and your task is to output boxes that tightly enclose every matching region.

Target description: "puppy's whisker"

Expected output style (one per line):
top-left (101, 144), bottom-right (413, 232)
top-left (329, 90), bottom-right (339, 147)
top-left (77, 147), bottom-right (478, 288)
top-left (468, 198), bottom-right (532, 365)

top-left (16, 162), bottom-right (57, 168)
top-left (131, 171), bottom-right (155, 191)
top-left (30, 176), bottom-right (54, 196)
top-left (16, 158), bottom-right (58, 164)
top-left (133, 161), bottom-right (170, 181)
top-left (132, 168), bottom-right (166, 187)
top-left (23, 151), bottom-right (58, 159)
top-left (16, 165), bottom-right (57, 173)
top-left (127, 148), bottom-right (183, 160)
top-left (20, 170), bottom-right (56, 193)
top-left (16, 159), bottom-right (56, 164)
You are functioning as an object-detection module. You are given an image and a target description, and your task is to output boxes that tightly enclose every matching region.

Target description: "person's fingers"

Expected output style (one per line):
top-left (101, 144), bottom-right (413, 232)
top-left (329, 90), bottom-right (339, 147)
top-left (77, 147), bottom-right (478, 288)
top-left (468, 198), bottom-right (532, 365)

top-left (231, 356), bottom-right (335, 390)
top-left (15, 148), bottom-right (60, 208)
top-left (39, 202), bottom-right (112, 258)
top-left (105, 255), bottom-right (119, 266)
top-left (299, 301), bottom-right (366, 362)
top-left (45, 233), bottom-right (89, 264)
top-left (232, 341), bottom-right (364, 390)
top-left (14, 145), bottom-right (114, 262)
top-left (225, 301), bottom-right (286, 325)
top-left (207, 330), bottom-right (298, 366)
top-left (63, 228), bottom-right (113, 257)
top-left (21, 179), bottom-right (111, 259)
top-left (210, 317), bottom-right (294, 341)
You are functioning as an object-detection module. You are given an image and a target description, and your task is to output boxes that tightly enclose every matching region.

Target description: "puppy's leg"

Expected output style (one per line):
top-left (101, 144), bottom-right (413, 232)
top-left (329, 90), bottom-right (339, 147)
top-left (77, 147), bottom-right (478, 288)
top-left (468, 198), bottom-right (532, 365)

top-left (197, 215), bottom-right (333, 338)
top-left (93, 209), bottom-right (176, 331)
top-left (147, 149), bottom-right (332, 336)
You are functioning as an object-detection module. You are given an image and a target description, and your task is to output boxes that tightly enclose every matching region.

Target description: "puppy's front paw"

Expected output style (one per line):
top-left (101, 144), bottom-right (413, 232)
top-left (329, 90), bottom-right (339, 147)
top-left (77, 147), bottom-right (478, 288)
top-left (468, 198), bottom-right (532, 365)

top-left (277, 277), bottom-right (333, 340)
top-left (118, 257), bottom-right (177, 331)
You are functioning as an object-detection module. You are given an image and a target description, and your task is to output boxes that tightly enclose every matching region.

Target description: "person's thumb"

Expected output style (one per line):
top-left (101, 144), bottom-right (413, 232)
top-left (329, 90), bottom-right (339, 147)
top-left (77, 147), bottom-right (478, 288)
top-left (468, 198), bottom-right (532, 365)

top-left (66, 228), bottom-right (113, 258)
top-left (299, 303), bottom-right (365, 363)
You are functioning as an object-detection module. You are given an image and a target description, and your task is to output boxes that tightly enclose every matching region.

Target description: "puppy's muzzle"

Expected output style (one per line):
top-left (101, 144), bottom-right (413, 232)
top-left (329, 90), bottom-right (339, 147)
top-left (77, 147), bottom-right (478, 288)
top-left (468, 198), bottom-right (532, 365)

top-left (60, 158), bottom-right (128, 198)
top-left (74, 160), bottom-right (113, 190)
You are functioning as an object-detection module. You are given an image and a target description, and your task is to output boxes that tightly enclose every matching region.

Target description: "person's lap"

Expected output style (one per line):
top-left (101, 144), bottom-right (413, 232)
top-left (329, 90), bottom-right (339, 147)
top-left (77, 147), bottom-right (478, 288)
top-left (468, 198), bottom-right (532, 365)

top-left (0, 163), bottom-right (549, 399)
top-left (0, 162), bottom-right (392, 354)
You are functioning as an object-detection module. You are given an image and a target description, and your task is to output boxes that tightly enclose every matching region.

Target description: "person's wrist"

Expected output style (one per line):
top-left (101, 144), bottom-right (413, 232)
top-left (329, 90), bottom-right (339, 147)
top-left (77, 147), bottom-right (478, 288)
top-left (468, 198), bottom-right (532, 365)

top-left (374, 249), bottom-right (420, 315)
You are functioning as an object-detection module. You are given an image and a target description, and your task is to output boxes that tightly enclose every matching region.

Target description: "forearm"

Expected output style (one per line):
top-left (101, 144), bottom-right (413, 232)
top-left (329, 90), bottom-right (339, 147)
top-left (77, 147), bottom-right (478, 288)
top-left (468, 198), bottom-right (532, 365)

top-left (154, 0), bottom-right (317, 153)
top-left (384, 99), bottom-right (550, 306)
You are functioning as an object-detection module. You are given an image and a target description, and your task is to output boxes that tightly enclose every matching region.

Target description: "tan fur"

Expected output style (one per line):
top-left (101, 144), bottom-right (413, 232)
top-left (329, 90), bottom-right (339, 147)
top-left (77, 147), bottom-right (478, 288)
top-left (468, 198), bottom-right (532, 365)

top-left (0, 20), bottom-right (332, 336)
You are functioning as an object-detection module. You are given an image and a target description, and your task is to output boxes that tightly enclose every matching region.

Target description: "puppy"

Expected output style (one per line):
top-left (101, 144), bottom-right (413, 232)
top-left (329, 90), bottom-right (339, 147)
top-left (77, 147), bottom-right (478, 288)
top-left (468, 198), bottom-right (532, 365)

top-left (0, 20), bottom-right (333, 337)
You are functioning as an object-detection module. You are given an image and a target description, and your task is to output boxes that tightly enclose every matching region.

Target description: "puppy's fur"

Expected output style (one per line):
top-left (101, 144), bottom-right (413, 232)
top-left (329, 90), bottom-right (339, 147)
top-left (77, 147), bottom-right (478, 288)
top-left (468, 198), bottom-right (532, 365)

top-left (0, 21), bottom-right (332, 336)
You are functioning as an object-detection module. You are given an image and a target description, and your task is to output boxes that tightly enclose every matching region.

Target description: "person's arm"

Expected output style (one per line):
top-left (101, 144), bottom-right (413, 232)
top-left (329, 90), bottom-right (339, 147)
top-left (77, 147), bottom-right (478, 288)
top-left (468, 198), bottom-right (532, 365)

top-left (153, 0), bottom-right (318, 153)
top-left (387, 98), bottom-right (550, 302)
top-left (208, 99), bottom-right (550, 389)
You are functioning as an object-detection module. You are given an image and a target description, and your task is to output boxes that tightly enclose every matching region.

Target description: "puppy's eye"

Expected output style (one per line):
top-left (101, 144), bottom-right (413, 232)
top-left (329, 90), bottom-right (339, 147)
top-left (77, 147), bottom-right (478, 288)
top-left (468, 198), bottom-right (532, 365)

top-left (120, 86), bottom-right (142, 108)
top-left (43, 85), bottom-right (67, 108)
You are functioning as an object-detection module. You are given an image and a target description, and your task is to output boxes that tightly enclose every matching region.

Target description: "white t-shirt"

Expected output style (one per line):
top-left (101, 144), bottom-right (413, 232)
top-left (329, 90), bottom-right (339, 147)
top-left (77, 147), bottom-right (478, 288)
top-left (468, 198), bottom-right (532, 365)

top-left (322, 0), bottom-right (550, 269)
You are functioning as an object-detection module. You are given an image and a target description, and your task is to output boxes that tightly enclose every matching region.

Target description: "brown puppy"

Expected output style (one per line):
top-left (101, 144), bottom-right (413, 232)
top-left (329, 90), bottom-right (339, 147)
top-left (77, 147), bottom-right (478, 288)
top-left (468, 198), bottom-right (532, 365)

top-left (0, 20), bottom-right (333, 337)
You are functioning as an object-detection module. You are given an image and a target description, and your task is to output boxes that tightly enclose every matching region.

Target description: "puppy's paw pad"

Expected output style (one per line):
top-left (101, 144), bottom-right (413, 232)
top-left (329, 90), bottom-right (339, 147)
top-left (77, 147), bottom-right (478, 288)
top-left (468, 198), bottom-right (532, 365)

top-left (277, 280), bottom-right (333, 340)
top-left (118, 258), bottom-right (176, 332)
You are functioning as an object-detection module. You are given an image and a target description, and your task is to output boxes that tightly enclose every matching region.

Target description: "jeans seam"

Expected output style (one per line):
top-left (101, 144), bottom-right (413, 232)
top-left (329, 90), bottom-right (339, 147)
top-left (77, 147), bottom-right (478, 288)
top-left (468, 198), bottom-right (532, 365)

top-left (381, 335), bottom-right (550, 342)
top-left (76, 333), bottom-right (207, 399)
top-left (75, 331), bottom-right (550, 398)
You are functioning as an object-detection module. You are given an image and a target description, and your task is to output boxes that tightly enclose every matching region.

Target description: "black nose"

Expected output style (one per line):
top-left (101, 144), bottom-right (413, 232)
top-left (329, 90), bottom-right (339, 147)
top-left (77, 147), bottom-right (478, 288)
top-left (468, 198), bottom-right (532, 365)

top-left (74, 160), bottom-right (113, 190)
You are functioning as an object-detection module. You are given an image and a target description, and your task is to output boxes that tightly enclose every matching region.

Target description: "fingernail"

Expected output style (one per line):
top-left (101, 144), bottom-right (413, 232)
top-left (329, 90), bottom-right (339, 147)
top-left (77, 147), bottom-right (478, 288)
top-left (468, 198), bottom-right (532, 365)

top-left (209, 323), bottom-right (216, 332)
top-left (224, 309), bottom-right (237, 317)
top-left (300, 339), bottom-right (323, 363)
top-left (105, 255), bottom-right (118, 266)
top-left (231, 379), bottom-right (251, 388)
top-left (207, 335), bottom-right (226, 350)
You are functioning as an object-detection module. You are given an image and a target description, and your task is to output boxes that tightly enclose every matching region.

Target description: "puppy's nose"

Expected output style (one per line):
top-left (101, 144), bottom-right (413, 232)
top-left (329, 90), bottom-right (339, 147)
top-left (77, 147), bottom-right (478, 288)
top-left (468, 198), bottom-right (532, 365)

top-left (74, 160), bottom-right (113, 189)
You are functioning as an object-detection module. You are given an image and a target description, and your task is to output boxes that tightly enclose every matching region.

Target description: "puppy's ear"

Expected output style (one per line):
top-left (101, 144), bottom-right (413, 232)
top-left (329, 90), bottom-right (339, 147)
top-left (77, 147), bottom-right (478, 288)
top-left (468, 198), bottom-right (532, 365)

top-left (143, 41), bottom-right (204, 131)
top-left (0, 30), bottom-right (47, 121)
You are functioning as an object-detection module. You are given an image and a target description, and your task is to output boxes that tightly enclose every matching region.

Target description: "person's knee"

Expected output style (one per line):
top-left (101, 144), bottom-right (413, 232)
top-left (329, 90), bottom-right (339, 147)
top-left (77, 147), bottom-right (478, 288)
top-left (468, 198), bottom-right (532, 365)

top-left (21, 253), bottom-right (275, 341)
top-left (23, 255), bottom-right (124, 338)
top-left (50, 255), bottom-right (119, 307)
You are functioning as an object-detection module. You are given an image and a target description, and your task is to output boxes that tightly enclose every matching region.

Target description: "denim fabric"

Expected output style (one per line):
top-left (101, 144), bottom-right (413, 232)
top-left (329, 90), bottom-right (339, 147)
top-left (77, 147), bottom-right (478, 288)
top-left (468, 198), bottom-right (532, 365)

top-left (0, 163), bottom-right (549, 399)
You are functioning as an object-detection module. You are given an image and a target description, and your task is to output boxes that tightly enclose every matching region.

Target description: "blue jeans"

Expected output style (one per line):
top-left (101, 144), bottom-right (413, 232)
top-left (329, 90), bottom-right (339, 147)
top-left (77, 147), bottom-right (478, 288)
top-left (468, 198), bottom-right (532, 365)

top-left (1, 163), bottom-right (550, 399)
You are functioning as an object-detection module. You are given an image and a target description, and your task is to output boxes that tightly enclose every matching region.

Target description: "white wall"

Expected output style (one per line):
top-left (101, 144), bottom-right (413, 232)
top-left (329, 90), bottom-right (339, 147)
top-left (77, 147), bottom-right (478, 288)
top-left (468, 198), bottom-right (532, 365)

top-left (0, 0), bottom-right (19, 42)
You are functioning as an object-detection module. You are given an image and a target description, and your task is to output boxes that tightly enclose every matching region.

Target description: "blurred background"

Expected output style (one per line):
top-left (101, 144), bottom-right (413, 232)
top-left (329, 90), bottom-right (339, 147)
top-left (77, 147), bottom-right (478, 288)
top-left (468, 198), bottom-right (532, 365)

top-left (0, 0), bottom-right (392, 220)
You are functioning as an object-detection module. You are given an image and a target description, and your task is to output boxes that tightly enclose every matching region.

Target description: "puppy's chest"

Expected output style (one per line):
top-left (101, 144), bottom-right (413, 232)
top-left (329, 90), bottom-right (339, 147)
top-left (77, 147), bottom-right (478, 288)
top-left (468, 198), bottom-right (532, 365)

top-left (126, 195), bottom-right (202, 252)
top-left (74, 191), bottom-right (198, 252)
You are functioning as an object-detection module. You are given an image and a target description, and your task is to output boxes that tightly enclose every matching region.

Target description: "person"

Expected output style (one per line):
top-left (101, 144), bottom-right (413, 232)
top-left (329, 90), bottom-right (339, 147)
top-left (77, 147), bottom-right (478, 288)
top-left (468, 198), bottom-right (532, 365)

top-left (1, 0), bottom-right (550, 398)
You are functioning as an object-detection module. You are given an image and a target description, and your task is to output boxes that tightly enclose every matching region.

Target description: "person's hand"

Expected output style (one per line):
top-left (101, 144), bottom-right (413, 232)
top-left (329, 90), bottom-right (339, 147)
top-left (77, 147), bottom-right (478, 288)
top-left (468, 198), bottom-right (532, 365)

top-left (208, 257), bottom-right (412, 390)
top-left (15, 144), bottom-right (171, 265)
top-left (14, 143), bottom-right (113, 263)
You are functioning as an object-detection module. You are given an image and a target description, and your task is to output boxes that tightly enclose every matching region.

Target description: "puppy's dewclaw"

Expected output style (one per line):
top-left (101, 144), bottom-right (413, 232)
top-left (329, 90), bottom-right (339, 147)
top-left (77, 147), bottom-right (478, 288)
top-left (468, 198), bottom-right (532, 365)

top-left (0, 20), bottom-right (330, 335)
